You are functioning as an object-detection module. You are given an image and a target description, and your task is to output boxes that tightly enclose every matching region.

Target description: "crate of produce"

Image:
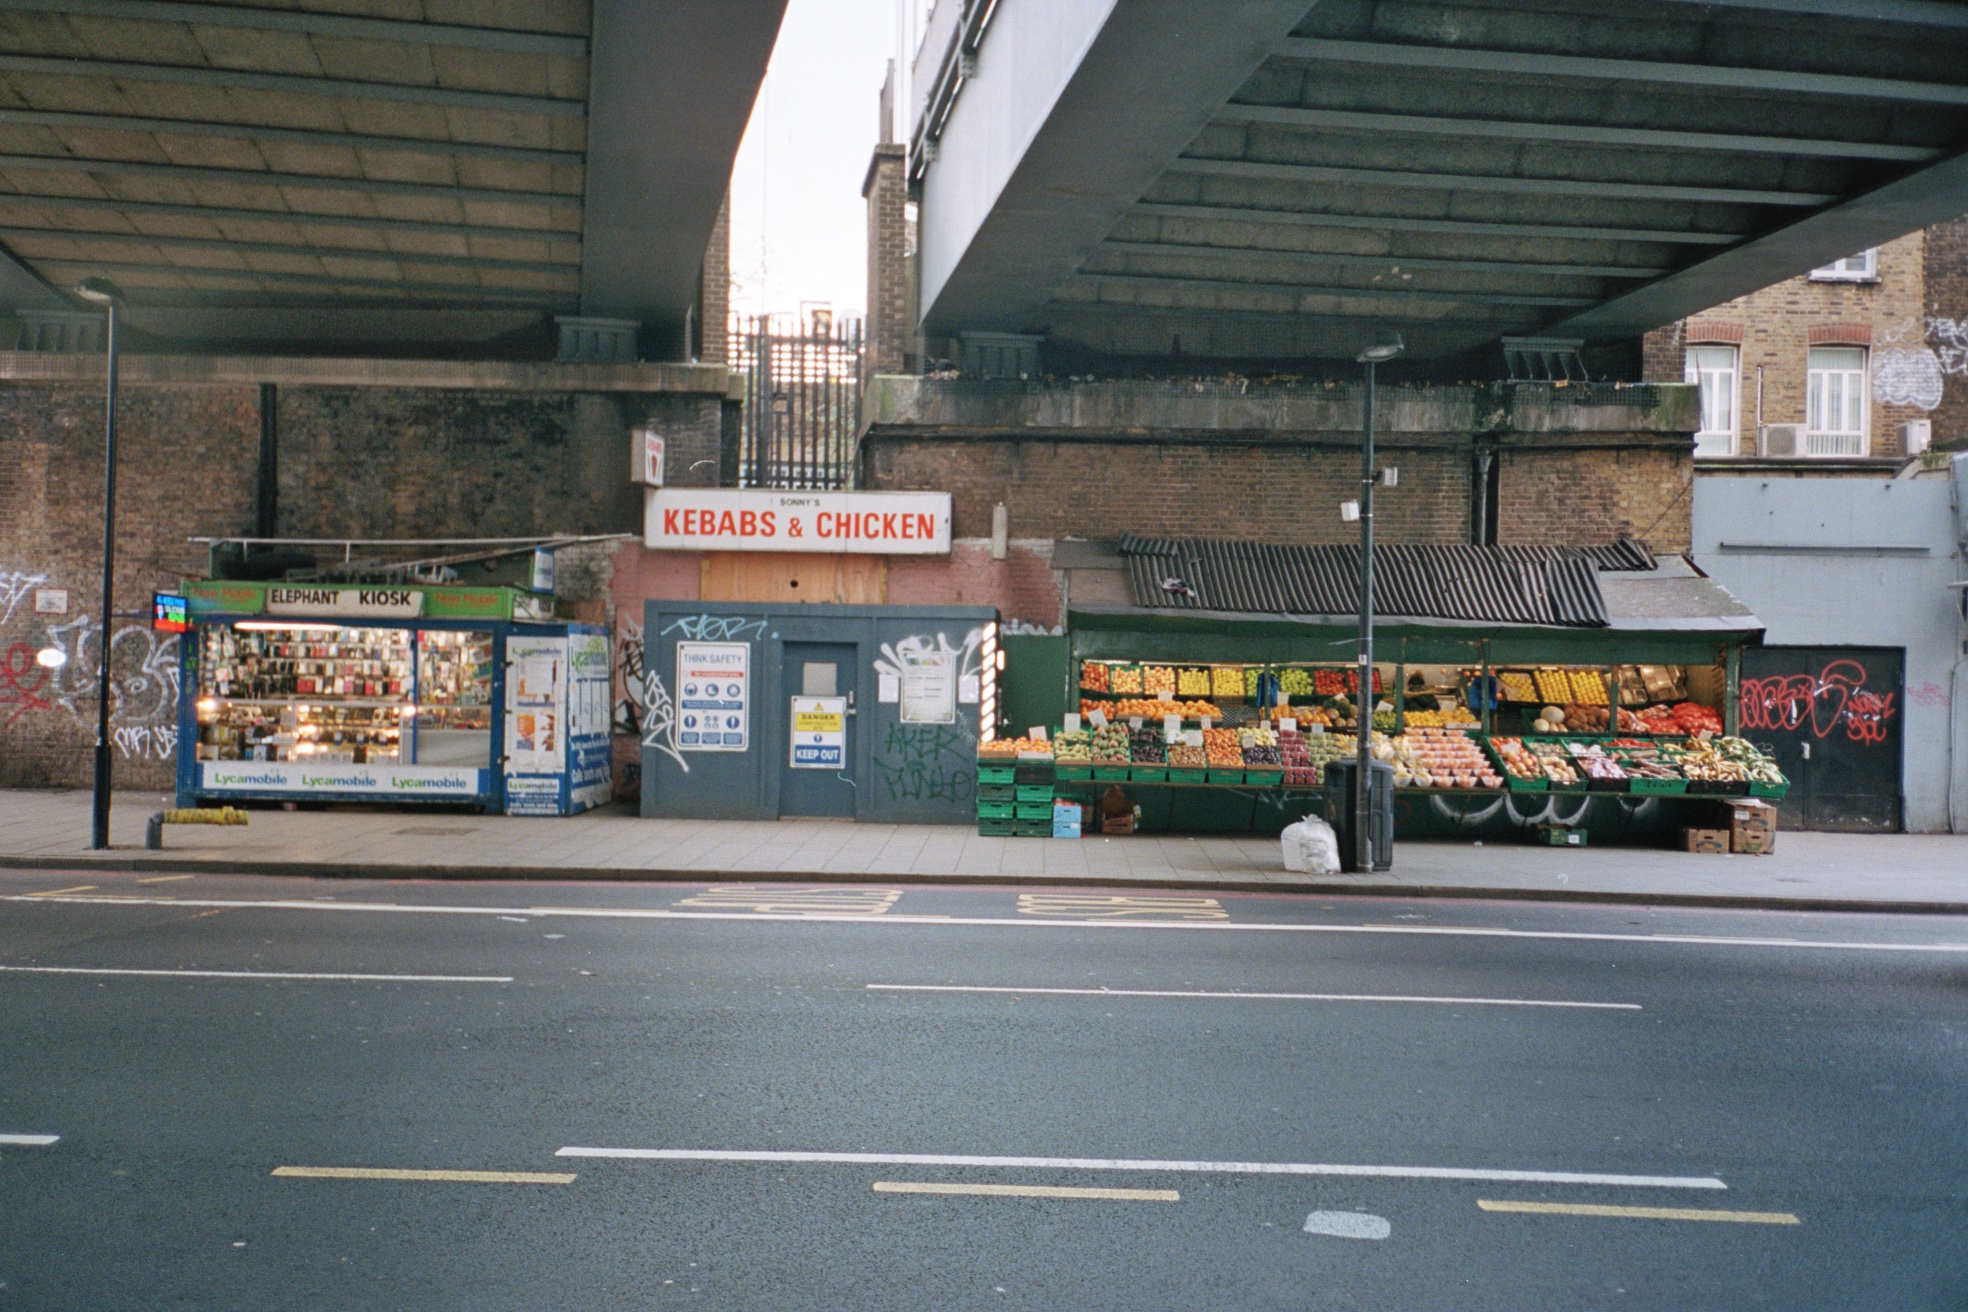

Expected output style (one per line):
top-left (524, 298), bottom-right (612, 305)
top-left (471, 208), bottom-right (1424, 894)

top-left (1129, 766), bottom-right (1168, 783)
top-left (1014, 802), bottom-right (1054, 821)
top-left (976, 799), bottom-right (1015, 820)
top-left (977, 782), bottom-right (1015, 802)
top-left (1627, 776), bottom-right (1688, 796)
top-left (1166, 766), bottom-right (1209, 784)
top-left (977, 764), bottom-right (1016, 785)
top-left (1748, 778), bottom-right (1789, 799)
top-left (1054, 764), bottom-right (1092, 781)
top-left (1686, 779), bottom-right (1750, 797)
top-left (1504, 774), bottom-right (1549, 793)
top-left (1205, 768), bottom-right (1246, 785)
top-left (977, 817), bottom-right (1016, 837)
top-left (1092, 764), bottom-right (1132, 781)
top-left (1014, 784), bottom-right (1055, 802)
top-left (1014, 764), bottom-right (1055, 785)
top-left (1243, 766), bottom-right (1284, 786)
top-left (1014, 819), bottom-right (1052, 838)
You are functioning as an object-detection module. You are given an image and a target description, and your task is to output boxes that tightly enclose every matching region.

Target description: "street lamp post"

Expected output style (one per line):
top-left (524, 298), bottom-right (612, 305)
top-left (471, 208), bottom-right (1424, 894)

top-left (1353, 334), bottom-right (1404, 873)
top-left (75, 277), bottom-right (122, 851)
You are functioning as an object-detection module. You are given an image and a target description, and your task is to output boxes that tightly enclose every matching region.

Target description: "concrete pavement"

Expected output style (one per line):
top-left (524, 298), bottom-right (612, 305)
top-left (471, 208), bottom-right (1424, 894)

top-left (0, 788), bottom-right (1964, 912)
top-left (1, 870), bottom-right (1964, 1310)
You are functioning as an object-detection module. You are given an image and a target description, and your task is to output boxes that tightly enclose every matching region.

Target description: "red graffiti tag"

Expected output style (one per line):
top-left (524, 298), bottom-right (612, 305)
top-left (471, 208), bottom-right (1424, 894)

top-left (1738, 659), bottom-right (1897, 745)
top-left (0, 643), bottom-right (52, 725)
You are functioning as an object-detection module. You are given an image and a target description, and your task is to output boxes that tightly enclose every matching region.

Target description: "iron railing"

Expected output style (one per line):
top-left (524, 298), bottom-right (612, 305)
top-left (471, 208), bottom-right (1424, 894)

top-left (729, 314), bottom-right (863, 489)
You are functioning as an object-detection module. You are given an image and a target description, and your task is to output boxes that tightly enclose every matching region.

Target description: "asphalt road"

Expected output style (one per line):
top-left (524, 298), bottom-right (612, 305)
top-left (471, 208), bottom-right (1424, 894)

top-left (0, 870), bottom-right (1964, 1310)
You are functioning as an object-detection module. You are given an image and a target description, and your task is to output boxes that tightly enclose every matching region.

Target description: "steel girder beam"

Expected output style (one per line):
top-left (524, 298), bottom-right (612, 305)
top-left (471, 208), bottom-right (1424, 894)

top-left (1212, 104), bottom-right (1943, 163)
top-left (1129, 202), bottom-right (1741, 246)
top-left (0, 0), bottom-right (589, 54)
top-left (917, 0), bottom-right (1317, 335)
top-left (0, 108), bottom-right (584, 167)
top-left (1271, 37), bottom-right (1968, 107)
top-left (1165, 157), bottom-right (1834, 207)
top-left (0, 193), bottom-right (577, 244)
top-left (0, 53), bottom-right (584, 117)
top-left (578, 0), bottom-right (786, 346)
top-left (1096, 238), bottom-right (1662, 279)
top-left (1072, 270), bottom-right (1596, 308)
top-left (0, 152), bottom-right (578, 209)
top-left (0, 226), bottom-right (576, 276)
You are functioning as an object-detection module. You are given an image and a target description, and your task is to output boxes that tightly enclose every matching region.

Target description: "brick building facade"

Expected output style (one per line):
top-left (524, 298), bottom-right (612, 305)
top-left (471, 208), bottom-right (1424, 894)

top-left (1642, 230), bottom-right (1963, 463)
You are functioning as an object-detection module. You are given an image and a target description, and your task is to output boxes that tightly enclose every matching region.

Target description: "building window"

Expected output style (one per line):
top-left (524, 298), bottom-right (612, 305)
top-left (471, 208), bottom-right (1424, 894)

top-left (1809, 249), bottom-right (1878, 282)
top-left (1806, 346), bottom-right (1868, 455)
top-left (1685, 344), bottom-right (1739, 457)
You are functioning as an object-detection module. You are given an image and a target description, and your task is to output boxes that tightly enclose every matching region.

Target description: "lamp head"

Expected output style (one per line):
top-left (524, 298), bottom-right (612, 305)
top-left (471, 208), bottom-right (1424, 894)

top-left (1356, 333), bottom-right (1405, 364)
top-left (73, 277), bottom-right (123, 307)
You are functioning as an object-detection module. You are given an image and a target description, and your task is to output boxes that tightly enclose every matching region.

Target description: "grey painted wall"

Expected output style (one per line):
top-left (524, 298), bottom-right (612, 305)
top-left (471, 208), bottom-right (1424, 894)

top-left (1691, 465), bottom-right (1968, 832)
top-left (640, 601), bottom-right (998, 824)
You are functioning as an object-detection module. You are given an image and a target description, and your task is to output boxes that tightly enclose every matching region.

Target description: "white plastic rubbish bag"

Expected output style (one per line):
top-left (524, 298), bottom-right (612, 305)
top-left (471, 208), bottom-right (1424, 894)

top-left (1280, 816), bottom-right (1341, 875)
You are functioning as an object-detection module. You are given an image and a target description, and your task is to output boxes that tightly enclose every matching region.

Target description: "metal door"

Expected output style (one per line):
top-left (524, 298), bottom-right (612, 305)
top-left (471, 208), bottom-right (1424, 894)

top-left (1738, 646), bottom-right (1904, 832)
top-left (779, 642), bottom-right (857, 817)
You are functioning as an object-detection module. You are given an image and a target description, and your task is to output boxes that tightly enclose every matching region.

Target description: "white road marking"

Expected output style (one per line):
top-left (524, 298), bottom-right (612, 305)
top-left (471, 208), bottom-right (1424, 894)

top-left (0, 1133), bottom-right (59, 1146)
top-left (6, 893), bottom-right (1964, 956)
top-left (551, 1148), bottom-right (1727, 1191)
top-left (1304, 1210), bottom-right (1391, 1240)
top-left (0, 965), bottom-right (510, 983)
top-left (866, 984), bottom-right (1639, 1011)
top-left (874, 1181), bottom-right (1179, 1202)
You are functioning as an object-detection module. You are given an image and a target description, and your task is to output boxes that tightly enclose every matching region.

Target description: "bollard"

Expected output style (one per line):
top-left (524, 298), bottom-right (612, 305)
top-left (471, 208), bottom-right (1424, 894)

top-left (145, 807), bottom-right (249, 850)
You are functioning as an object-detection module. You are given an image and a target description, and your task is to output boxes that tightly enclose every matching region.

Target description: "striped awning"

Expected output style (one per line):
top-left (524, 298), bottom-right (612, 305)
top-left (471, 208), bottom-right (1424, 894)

top-left (1117, 537), bottom-right (1658, 628)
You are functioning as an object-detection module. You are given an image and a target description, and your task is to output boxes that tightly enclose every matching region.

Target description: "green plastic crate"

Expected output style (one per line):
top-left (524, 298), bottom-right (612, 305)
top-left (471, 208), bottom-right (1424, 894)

top-left (976, 783), bottom-right (1015, 802)
top-left (1166, 766), bottom-right (1208, 784)
top-left (1748, 778), bottom-right (1789, 799)
top-left (1014, 820), bottom-right (1052, 838)
top-left (1054, 764), bottom-right (1092, 781)
top-left (1627, 776), bottom-right (1687, 796)
top-left (1015, 784), bottom-right (1055, 802)
top-left (1128, 766), bottom-right (1168, 783)
top-left (977, 818), bottom-right (1015, 837)
top-left (1092, 765), bottom-right (1132, 781)
top-left (1243, 767), bottom-right (1284, 788)
top-left (976, 800), bottom-right (1014, 820)
top-left (1205, 768), bottom-right (1246, 785)
top-left (977, 764), bottom-right (1016, 785)
top-left (1014, 803), bottom-right (1054, 821)
top-left (1504, 774), bottom-right (1549, 793)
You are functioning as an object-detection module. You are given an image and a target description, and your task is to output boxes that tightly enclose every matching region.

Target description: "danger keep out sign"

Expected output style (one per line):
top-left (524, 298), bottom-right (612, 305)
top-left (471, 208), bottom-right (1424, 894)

top-left (645, 489), bottom-right (951, 555)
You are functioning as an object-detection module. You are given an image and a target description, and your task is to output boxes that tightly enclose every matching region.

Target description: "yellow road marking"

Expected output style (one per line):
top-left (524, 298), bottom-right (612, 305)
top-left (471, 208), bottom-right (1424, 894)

top-left (674, 886), bottom-right (903, 916)
top-left (1477, 1200), bottom-right (1799, 1225)
top-left (874, 1181), bottom-right (1178, 1202)
top-left (137, 875), bottom-right (194, 884)
top-left (1016, 893), bottom-right (1228, 921)
top-left (26, 886), bottom-right (96, 897)
top-left (272, 1166), bottom-right (575, 1185)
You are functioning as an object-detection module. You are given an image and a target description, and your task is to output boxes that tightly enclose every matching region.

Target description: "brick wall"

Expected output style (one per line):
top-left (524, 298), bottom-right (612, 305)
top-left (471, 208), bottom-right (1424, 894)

top-left (699, 190), bottom-right (731, 365)
top-left (1923, 217), bottom-right (1968, 451)
top-left (0, 358), bottom-right (730, 790)
top-left (1496, 444), bottom-right (1692, 552)
top-left (0, 383), bottom-right (258, 789)
top-left (863, 144), bottom-right (913, 377)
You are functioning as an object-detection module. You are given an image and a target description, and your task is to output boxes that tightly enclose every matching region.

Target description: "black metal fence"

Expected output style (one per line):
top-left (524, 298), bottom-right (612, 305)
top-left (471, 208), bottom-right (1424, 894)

top-left (729, 314), bottom-right (863, 489)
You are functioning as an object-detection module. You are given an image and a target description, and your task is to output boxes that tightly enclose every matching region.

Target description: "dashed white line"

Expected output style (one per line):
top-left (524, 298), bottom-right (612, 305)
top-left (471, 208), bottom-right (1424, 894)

top-left (0, 966), bottom-right (510, 983)
top-left (866, 984), bottom-right (1640, 1010)
top-left (5, 893), bottom-right (1963, 956)
top-left (551, 1147), bottom-right (1727, 1191)
top-left (0, 1133), bottom-right (59, 1146)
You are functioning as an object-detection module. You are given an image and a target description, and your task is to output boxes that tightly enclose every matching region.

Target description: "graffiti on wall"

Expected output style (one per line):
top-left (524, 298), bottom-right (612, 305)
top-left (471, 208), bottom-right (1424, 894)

top-left (0, 571), bottom-right (49, 625)
top-left (641, 668), bottom-right (689, 773)
top-left (660, 613), bottom-right (767, 643)
top-left (1926, 318), bottom-right (1968, 377)
top-left (0, 607), bottom-right (180, 759)
top-left (613, 615), bottom-right (645, 738)
top-left (1739, 659), bottom-right (1898, 746)
top-left (871, 627), bottom-right (985, 804)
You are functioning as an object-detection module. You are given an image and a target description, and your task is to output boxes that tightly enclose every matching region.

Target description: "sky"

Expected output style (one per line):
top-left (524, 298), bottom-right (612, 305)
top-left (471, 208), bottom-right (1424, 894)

top-left (727, 0), bottom-right (908, 325)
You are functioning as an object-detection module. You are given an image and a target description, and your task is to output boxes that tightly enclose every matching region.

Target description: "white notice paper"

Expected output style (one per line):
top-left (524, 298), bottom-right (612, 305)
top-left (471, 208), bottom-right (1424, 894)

top-left (877, 671), bottom-right (900, 703)
top-left (899, 654), bottom-right (956, 725)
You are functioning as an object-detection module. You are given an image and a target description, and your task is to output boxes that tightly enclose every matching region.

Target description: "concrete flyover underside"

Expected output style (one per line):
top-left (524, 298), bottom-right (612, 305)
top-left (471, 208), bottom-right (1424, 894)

top-left (914, 0), bottom-right (1968, 362)
top-left (0, 0), bottom-right (785, 355)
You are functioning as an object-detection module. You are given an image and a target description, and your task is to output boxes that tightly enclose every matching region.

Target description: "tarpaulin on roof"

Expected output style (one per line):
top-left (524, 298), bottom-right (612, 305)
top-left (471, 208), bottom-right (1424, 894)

top-left (1116, 537), bottom-right (1657, 628)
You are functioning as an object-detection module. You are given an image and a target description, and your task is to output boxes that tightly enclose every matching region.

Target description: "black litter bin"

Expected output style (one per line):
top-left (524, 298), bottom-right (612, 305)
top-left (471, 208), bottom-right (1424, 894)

top-left (1324, 758), bottom-right (1394, 872)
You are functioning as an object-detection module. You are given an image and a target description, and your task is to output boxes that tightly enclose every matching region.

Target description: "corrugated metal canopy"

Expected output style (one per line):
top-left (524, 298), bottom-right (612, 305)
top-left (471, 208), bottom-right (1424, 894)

top-left (1117, 535), bottom-right (1659, 627)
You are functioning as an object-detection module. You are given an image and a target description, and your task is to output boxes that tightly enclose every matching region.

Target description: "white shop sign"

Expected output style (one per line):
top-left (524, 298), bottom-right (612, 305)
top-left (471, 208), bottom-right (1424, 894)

top-left (265, 587), bottom-right (425, 619)
top-left (199, 761), bottom-right (485, 796)
top-left (644, 489), bottom-right (951, 554)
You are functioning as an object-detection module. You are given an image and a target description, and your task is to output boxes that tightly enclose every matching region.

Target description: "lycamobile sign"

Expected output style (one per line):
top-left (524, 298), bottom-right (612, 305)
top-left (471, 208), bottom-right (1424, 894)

top-left (200, 763), bottom-right (483, 796)
top-left (266, 587), bottom-right (425, 619)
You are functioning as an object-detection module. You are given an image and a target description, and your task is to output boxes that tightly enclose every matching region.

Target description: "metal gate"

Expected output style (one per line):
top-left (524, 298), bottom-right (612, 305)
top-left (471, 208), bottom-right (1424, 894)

top-left (1737, 645), bottom-right (1904, 832)
top-left (729, 314), bottom-right (862, 489)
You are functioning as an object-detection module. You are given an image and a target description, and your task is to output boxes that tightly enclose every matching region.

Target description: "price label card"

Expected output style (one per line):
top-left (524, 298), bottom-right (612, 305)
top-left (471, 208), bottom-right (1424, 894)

top-left (1184, 729), bottom-right (1204, 749)
top-left (1200, 716), bottom-right (1213, 730)
top-left (1128, 717), bottom-right (1143, 729)
top-left (1029, 725), bottom-right (1048, 742)
top-left (1063, 713), bottom-right (1081, 733)
top-left (1281, 717), bottom-right (1298, 732)
top-left (1239, 730), bottom-right (1255, 748)
top-left (1162, 714), bottom-right (1182, 741)
top-left (1088, 709), bottom-right (1108, 728)
top-left (1308, 723), bottom-right (1325, 736)
top-left (1156, 690), bottom-right (1174, 702)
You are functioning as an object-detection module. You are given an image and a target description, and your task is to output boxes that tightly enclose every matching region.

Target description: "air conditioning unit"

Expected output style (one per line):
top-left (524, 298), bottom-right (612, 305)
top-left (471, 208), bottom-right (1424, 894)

top-left (1758, 424), bottom-right (1805, 457)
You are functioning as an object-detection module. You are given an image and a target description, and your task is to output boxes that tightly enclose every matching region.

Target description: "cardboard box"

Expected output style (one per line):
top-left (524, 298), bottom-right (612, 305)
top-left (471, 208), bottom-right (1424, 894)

top-left (1730, 799), bottom-right (1777, 855)
top-left (1683, 827), bottom-right (1730, 855)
